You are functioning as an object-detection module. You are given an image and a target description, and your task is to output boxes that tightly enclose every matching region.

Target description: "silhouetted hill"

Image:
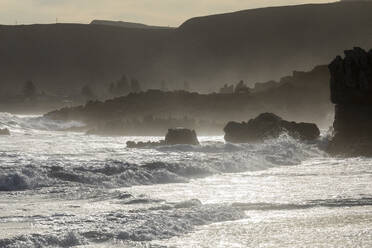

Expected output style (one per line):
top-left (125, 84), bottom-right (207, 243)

top-left (90, 20), bottom-right (173, 30)
top-left (1, 2), bottom-right (372, 95)
top-left (0, 23), bottom-right (170, 94)
top-left (44, 64), bottom-right (332, 135)
top-left (170, 2), bottom-right (372, 86)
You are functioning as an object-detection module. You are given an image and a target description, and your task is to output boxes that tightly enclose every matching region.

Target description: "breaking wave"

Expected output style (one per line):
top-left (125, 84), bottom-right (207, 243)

top-left (0, 199), bottom-right (245, 247)
top-left (0, 112), bottom-right (346, 248)
top-left (0, 134), bottom-right (325, 192)
top-left (0, 112), bottom-right (84, 132)
top-left (0, 111), bottom-right (327, 195)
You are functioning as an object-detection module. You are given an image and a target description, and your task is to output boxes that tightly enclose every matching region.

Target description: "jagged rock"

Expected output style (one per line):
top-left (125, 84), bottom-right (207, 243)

top-left (0, 128), bottom-right (10, 136)
top-left (329, 47), bottom-right (372, 105)
top-left (126, 128), bottom-right (199, 148)
top-left (165, 128), bottom-right (200, 145)
top-left (224, 113), bottom-right (320, 143)
top-left (328, 47), bottom-right (372, 156)
top-left (126, 140), bottom-right (165, 148)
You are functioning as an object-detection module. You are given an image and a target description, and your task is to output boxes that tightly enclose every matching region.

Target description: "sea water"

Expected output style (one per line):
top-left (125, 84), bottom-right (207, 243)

top-left (0, 113), bottom-right (371, 247)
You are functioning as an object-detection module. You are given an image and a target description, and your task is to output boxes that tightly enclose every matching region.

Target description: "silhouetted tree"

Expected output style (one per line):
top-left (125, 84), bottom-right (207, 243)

top-left (116, 75), bottom-right (130, 95)
top-left (81, 85), bottom-right (95, 100)
top-left (184, 81), bottom-right (190, 91)
top-left (109, 82), bottom-right (116, 95)
top-left (160, 80), bottom-right (168, 91)
top-left (22, 80), bottom-right (37, 98)
top-left (108, 75), bottom-right (132, 96)
top-left (235, 80), bottom-right (250, 94)
top-left (219, 83), bottom-right (234, 94)
top-left (130, 78), bottom-right (142, 93)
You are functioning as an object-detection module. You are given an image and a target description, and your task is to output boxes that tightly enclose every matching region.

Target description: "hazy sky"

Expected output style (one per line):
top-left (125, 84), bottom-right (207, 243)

top-left (0, 0), bottom-right (333, 26)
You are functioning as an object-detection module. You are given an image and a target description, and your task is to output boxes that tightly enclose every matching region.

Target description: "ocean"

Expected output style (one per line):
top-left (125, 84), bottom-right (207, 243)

top-left (0, 113), bottom-right (371, 247)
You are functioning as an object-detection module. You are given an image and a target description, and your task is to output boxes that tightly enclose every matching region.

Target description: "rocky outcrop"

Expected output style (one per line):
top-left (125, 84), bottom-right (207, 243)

top-left (126, 128), bottom-right (199, 148)
top-left (126, 140), bottom-right (165, 148)
top-left (224, 113), bottom-right (320, 143)
top-left (328, 47), bottom-right (372, 156)
top-left (165, 128), bottom-right (200, 145)
top-left (329, 47), bottom-right (372, 105)
top-left (0, 128), bottom-right (10, 135)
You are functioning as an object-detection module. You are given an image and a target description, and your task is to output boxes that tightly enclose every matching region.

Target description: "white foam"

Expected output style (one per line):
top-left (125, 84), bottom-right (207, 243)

top-left (0, 112), bottom-right (85, 132)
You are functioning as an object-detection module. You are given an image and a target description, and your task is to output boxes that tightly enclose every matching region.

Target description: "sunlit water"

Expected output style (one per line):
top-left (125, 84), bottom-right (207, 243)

top-left (0, 113), bottom-right (371, 247)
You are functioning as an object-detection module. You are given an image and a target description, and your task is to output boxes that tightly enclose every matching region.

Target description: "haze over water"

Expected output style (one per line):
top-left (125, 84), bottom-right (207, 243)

top-left (1, 1), bottom-right (372, 246)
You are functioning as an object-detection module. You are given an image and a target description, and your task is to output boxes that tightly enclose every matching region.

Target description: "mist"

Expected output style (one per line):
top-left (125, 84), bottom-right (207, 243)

top-left (1, 1), bottom-right (372, 247)
top-left (0, 0), bottom-right (332, 26)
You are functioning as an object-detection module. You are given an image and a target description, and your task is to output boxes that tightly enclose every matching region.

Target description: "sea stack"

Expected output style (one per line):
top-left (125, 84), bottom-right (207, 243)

top-left (126, 128), bottom-right (200, 148)
top-left (328, 47), bottom-right (372, 156)
top-left (224, 113), bottom-right (320, 143)
top-left (165, 128), bottom-right (200, 145)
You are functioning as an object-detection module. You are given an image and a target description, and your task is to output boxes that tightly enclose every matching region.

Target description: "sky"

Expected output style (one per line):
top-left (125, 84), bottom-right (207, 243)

top-left (0, 0), bottom-right (334, 27)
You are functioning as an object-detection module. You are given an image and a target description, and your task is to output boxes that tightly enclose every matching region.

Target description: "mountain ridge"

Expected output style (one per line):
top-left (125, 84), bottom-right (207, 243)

top-left (1, 2), bottom-right (372, 94)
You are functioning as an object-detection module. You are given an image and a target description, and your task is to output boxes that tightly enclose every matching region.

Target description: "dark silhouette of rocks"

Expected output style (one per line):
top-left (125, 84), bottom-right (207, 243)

top-left (126, 128), bottom-right (199, 148)
top-left (43, 63), bottom-right (331, 136)
top-left (328, 47), bottom-right (372, 156)
top-left (165, 128), bottom-right (200, 145)
top-left (224, 113), bottom-right (320, 143)
top-left (1, 2), bottom-right (372, 94)
top-left (0, 128), bottom-right (10, 135)
top-left (329, 47), bottom-right (372, 105)
top-left (126, 140), bottom-right (166, 148)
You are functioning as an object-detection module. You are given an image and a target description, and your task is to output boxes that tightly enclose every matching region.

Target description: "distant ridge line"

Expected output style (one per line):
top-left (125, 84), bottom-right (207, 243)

top-left (90, 20), bottom-right (174, 30)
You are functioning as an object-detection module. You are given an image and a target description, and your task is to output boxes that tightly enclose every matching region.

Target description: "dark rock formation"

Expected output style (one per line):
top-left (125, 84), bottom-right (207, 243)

top-left (328, 47), bottom-right (372, 156)
top-left (126, 140), bottom-right (165, 148)
top-left (329, 47), bottom-right (372, 105)
top-left (165, 128), bottom-right (200, 145)
top-left (224, 113), bottom-right (320, 143)
top-left (0, 128), bottom-right (10, 135)
top-left (126, 128), bottom-right (199, 148)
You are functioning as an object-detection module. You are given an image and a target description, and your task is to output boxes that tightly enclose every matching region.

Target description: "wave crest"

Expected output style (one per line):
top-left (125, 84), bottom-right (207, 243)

top-left (0, 112), bottom-right (85, 132)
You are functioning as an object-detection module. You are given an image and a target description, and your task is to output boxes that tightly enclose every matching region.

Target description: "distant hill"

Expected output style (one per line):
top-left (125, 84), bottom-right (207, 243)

top-left (45, 64), bottom-right (332, 135)
top-left (1, 1), bottom-right (372, 94)
top-left (90, 20), bottom-right (173, 30)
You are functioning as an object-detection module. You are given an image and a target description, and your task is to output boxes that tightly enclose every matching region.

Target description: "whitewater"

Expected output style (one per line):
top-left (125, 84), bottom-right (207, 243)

top-left (0, 113), bottom-right (371, 248)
